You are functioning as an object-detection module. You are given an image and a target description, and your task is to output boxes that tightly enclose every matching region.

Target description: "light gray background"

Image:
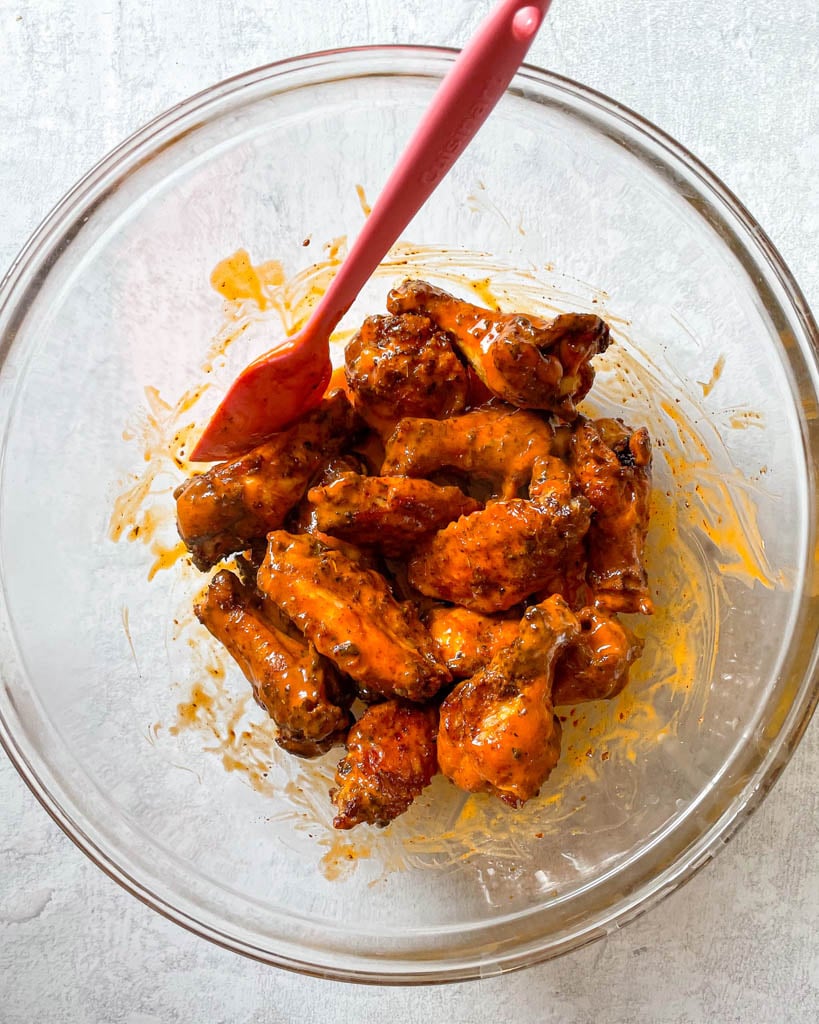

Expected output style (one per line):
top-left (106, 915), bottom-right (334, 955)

top-left (0, 1), bottom-right (816, 1021)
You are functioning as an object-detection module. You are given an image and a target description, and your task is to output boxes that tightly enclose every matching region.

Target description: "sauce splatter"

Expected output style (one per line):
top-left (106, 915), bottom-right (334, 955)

top-left (355, 184), bottom-right (372, 218)
top-left (210, 249), bottom-right (284, 309)
top-left (699, 354), bottom-right (725, 397)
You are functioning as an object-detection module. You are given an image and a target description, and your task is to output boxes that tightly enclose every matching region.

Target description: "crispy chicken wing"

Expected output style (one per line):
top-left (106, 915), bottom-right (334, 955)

top-left (570, 417), bottom-right (653, 614)
top-left (331, 701), bottom-right (439, 829)
top-left (258, 532), bottom-right (451, 702)
top-left (552, 606), bottom-right (643, 705)
top-left (387, 280), bottom-right (610, 419)
top-left (381, 405), bottom-right (553, 500)
top-left (194, 570), bottom-right (351, 757)
top-left (408, 493), bottom-right (592, 613)
top-left (308, 473), bottom-right (480, 557)
top-left (437, 595), bottom-right (579, 806)
top-left (344, 312), bottom-right (469, 433)
top-left (426, 606), bottom-right (519, 679)
top-left (175, 391), bottom-right (359, 570)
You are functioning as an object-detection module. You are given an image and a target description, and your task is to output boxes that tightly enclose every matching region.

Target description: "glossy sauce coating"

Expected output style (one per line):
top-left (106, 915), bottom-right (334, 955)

top-left (332, 701), bottom-right (439, 829)
top-left (177, 279), bottom-right (651, 829)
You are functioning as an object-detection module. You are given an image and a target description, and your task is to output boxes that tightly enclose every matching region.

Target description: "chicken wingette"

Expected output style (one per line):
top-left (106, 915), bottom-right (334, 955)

top-left (407, 490), bottom-right (591, 614)
top-left (308, 473), bottom-right (480, 557)
top-left (381, 404), bottom-right (553, 500)
top-left (175, 391), bottom-right (359, 569)
top-left (387, 279), bottom-right (610, 419)
top-left (570, 417), bottom-right (653, 614)
top-left (258, 531), bottom-right (451, 702)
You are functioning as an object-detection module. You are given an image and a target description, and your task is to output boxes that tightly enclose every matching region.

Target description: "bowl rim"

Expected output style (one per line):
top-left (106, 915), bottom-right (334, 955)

top-left (0, 44), bottom-right (817, 985)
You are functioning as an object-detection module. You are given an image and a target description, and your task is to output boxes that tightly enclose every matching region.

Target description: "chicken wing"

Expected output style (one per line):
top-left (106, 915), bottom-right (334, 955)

top-left (387, 279), bottom-right (610, 419)
top-left (570, 417), bottom-right (653, 614)
top-left (428, 602), bottom-right (641, 707)
top-left (426, 606), bottom-right (519, 679)
top-left (529, 454), bottom-right (593, 608)
top-left (552, 606), bottom-right (643, 705)
top-left (331, 701), bottom-right (438, 829)
top-left (381, 405), bottom-right (553, 500)
top-left (408, 494), bottom-right (592, 614)
top-left (286, 453), bottom-right (368, 535)
top-left (437, 595), bottom-right (579, 806)
top-left (258, 532), bottom-right (451, 702)
top-left (194, 570), bottom-right (351, 757)
top-left (175, 391), bottom-right (360, 570)
top-left (344, 312), bottom-right (469, 433)
top-left (308, 473), bottom-right (480, 557)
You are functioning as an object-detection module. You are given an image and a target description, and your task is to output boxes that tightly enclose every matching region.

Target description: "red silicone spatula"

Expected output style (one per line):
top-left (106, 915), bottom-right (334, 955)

top-left (191, 1), bottom-right (551, 461)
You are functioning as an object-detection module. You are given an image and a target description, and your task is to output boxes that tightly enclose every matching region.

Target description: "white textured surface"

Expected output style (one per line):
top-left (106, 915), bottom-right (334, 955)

top-left (0, 0), bottom-right (817, 1020)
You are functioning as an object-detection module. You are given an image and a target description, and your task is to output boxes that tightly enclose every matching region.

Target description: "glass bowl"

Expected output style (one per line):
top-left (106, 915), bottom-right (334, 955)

top-left (0, 48), bottom-right (817, 984)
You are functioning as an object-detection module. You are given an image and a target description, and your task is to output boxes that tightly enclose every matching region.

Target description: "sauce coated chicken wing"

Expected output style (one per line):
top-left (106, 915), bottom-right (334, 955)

top-left (387, 279), bottom-right (609, 419)
top-left (427, 606), bottom-right (519, 679)
top-left (258, 531), bottom-right (451, 702)
top-left (437, 595), bottom-right (579, 806)
top-left (552, 606), bottom-right (643, 705)
top-left (429, 603), bottom-right (641, 706)
top-left (408, 493), bottom-right (592, 614)
top-left (344, 312), bottom-right (469, 432)
top-left (308, 473), bottom-right (480, 557)
top-left (194, 570), bottom-right (351, 757)
top-left (332, 701), bottom-right (439, 829)
top-left (175, 391), bottom-right (359, 570)
top-left (381, 405), bottom-right (553, 500)
top-left (570, 417), bottom-right (653, 614)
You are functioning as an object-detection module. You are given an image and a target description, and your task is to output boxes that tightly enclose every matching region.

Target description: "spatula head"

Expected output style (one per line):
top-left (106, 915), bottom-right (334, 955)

top-left (190, 340), bottom-right (332, 461)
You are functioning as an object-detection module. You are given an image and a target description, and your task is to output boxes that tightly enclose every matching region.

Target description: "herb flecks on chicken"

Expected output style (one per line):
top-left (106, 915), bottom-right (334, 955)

top-left (309, 473), bottom-right (480, 558)
top-left (257, 531), bottom-right (451, 703)
top-left (176, 279), bottom-right (652, 830)
top-left (437, 595), bottom-right (579, 806)
top-left (332, 701), bottom-right (438, 829)
top-left (388, 279), bottom-right (609, 419)
top-left (194, 570), bottom-right (351, 757)
top-left (345, 311), bottom-right (469, 433)
top-left (381, 404), bottom-right (553, 500)
top-left (175, 391), bottom-right (359, 570)
top-left (570, 417), bottom-right (653, 614)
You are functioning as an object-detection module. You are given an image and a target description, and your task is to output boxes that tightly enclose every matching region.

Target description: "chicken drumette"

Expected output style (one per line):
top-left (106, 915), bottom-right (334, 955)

top-left (570, 417), bottom-right (653, 614)
top-left (258, 531), bottom-right (451, 702)
top-left (437, 595), bottom-right (579, 806)
top-left (387, 279), bottom-right (610, 419)
top-left (344, 311), bottom-right (469, 433)
top-left (332, 701), bottom-right (439, 829)
top-left (194, 570), bottom-right (351, 757)
top-left (308, 473), bottom-right (480, 558)
top-left (175, 391), bottom-right (359, 570)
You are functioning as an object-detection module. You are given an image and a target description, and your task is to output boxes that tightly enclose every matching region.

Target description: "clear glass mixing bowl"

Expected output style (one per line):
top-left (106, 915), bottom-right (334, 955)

top-left (0, 48), bottom-right (817, 983)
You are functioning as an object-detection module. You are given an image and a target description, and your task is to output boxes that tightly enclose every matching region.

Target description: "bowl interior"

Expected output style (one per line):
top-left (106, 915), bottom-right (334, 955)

top-left (0, 50), bottom-right (817, 981)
